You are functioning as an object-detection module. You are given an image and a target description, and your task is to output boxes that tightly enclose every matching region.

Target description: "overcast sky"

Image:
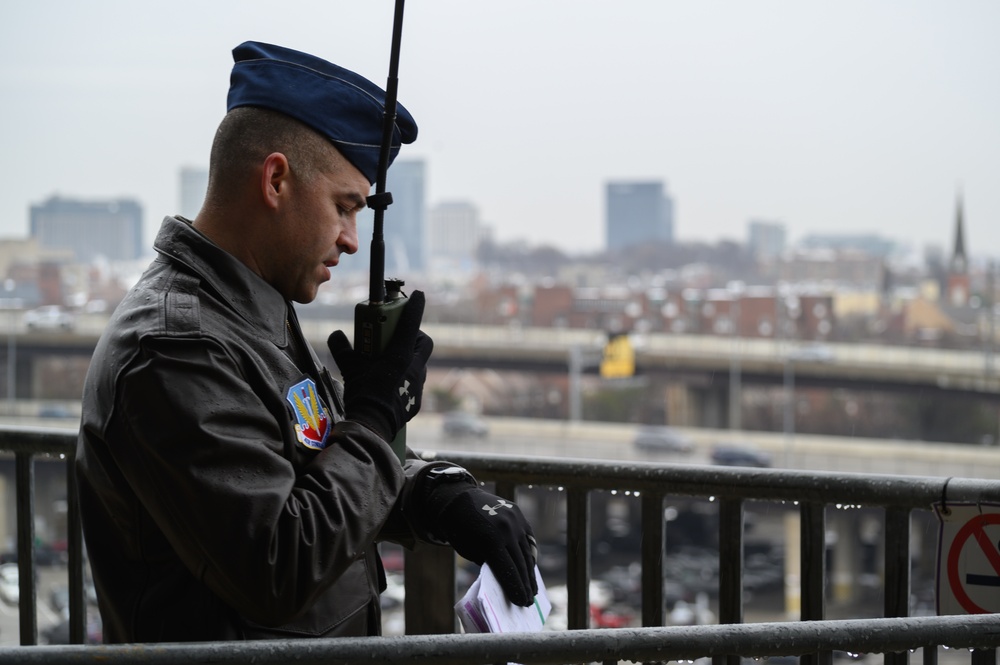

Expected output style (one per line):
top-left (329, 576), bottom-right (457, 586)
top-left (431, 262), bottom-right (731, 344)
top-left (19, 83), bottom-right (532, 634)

top-left (2, 1), bottom-right (998, 259)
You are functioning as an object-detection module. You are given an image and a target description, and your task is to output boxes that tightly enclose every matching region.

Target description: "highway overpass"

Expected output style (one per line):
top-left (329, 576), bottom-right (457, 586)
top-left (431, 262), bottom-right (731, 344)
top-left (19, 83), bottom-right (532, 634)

top-left (299, 319), bottom-right (1000, 398)
top-left (6, 313), bottom-right (1000, 402)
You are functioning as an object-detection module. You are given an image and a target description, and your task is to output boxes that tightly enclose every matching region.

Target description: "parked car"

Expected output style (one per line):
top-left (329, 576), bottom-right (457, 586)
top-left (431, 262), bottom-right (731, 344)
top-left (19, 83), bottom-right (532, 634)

top-left (0, 541), bottom-right (66, 566)
top-left (710, 443), bottom-right (772, 468)
top-left (442, 411), bottom-right (489, 438)
top-left (41, 610), bottom-right (103, 645)
top-left (49, 585), bottom-right (70, 615)
top-left (24, 306), bottom-right (75, 331)
top-left (632, 427), bottom-right (694, 453)
top-left (0, 562), bottom-right (18, 606)
top-left (39, 404), bottom-right (75, 419)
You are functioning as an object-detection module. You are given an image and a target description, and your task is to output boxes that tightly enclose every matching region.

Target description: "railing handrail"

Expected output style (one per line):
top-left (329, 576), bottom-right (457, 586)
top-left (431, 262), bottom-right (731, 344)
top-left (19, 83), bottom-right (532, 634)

top-left (422, 449), bottom-right (1000, 508)
top-left (3, 615), bottom-right (1000, 665)
top-left (0, 425), bottom-right (76, 455)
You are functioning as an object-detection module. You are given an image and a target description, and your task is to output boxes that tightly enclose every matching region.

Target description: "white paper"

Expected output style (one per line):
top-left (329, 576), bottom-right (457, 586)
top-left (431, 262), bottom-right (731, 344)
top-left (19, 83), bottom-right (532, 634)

top-left (455, 563), bottom-right (551, 634)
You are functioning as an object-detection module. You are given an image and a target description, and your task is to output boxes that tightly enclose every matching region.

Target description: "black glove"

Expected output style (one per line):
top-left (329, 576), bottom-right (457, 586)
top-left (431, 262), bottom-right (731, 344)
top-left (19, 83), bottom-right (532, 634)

top-left (327, 291), bottom-right (434, 441)
top-left (421, 468), bottom-right (539, 607)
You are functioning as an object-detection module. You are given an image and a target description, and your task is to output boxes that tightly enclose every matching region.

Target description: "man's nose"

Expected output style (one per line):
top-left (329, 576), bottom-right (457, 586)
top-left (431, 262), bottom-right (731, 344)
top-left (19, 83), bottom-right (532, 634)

top-left (340, 220), bottom-right (359, 255)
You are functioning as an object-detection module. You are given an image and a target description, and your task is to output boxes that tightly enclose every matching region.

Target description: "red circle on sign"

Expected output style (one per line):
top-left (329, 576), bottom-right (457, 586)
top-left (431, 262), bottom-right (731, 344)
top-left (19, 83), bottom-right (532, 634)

top-left (946, 512), bottom-right (1000, 614)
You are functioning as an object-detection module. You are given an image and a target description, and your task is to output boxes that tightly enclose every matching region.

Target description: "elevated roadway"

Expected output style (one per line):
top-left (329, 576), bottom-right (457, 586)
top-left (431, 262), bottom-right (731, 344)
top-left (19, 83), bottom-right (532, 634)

top-left (305, 320), bottom-right (1000, 399)
top-left (11, 314), bottom-right (1000, 400)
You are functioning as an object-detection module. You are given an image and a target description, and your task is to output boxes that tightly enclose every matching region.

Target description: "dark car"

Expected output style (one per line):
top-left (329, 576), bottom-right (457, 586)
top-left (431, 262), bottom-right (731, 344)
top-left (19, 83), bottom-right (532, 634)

top-left (441, 411), bottom-right (489, 438)
top-left (710, 444), bottom-right (772, 468)
top-left (41, 610), bottom-right (103, 645)
top-left (632, 427), bottom-right (694, 453)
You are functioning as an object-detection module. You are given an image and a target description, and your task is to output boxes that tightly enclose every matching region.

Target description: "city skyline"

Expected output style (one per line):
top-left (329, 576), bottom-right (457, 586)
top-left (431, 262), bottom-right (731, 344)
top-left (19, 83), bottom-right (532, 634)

top-left (2, 1), bottom-right (998, 259)
top-left (4, 159), bottom-right (981, 273)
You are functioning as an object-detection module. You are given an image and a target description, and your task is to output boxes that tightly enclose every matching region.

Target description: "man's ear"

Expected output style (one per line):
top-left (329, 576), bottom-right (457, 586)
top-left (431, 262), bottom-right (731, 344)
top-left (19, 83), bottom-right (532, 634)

top-left (261, 152), bottom-right (291, 210)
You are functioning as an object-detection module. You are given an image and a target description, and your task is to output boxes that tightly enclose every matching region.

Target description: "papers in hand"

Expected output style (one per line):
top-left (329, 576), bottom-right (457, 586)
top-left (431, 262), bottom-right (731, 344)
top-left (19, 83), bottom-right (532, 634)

top-left (455, 564), bottom-right (551, 634)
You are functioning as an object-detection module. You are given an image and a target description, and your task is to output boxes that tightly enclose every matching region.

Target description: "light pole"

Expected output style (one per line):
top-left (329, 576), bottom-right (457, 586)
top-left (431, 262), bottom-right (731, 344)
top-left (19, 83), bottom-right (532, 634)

top-left (783, 354), bottom-right (795, 467)
top-left (777, 285), bottom-right (801, 467)
top-left (727, 281), bottom-right (744, 431)
top-left (568, 344), bottom-right (603, 422)
top-left (2, 279), bottom-right (18, 415)
top-left (783, 343), bottom-right (835, 466)
top-left (986, 260), bottom-right (995, 377)
top-left (568, 345), bottom-right (583, 422)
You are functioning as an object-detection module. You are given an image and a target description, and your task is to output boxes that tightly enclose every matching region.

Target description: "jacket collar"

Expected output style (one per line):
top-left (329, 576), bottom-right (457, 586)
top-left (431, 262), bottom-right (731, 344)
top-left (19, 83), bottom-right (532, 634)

top-left (153, 216), bottom-right (289, 346)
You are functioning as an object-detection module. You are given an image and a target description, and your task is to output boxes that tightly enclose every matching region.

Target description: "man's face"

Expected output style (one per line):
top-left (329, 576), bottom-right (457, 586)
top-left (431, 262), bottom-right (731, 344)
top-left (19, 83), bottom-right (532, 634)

top-left (272, 151), bottom-right (367, 303)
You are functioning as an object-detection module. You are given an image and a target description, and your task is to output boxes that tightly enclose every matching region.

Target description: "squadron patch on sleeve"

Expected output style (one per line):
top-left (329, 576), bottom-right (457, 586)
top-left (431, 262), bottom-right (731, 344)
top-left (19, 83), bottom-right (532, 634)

top-left (286, 378), bottom-right (330, 450)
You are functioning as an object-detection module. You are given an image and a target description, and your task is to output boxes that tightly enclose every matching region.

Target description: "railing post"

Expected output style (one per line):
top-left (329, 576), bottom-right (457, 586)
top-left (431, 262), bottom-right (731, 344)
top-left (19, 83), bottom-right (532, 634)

top-left (800, 502), bottom-right (826, 621)
top-left (717, 498), bottom-right (744, 624)
top-left (494, 481), bottom-right (516, 503)
top-left (640, 492), bottom-right (664, 627)
top-left (66, 447), bottom-right (86, 644)
top-left (884, 507), bottom-right (911, 665)
top-left (404, 542), bottom-right (456, 634)
top-left (972, 649), bottom-right (997, 665)
top-left (801, 502), bottom-right (831, 665)
top-left (15, 452), bottom-right (38, 646)
top-left (714, 498), bottom-right (744, 665)
top-left (566, 488), bottom-right (590, 630)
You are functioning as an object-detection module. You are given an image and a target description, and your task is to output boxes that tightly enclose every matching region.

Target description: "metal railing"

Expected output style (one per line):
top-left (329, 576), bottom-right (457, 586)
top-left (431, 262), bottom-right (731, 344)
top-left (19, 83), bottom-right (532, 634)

top-left (3, 426), bottom-right (1000, 665)
top-left (0, 426), bottom-right (86, 647)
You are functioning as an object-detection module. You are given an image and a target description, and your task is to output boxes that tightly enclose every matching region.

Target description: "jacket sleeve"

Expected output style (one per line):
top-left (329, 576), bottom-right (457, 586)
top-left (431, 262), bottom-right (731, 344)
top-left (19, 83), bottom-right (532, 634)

top-left (376, 453), bottom-right (467, 547)
top-left (322, 356), bottom-right (463, 548)
top-left (110, 334), bottom-right (405, 627)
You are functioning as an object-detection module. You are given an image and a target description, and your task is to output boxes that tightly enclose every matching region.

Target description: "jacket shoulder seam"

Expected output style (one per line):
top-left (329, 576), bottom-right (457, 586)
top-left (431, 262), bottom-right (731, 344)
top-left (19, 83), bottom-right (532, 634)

top-left (161, 269), bottom-right (202, 335)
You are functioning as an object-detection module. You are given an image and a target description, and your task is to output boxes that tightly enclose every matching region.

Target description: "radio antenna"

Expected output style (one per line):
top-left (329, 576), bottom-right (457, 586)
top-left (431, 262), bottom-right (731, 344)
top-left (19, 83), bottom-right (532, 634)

top-left (365, 0), bottom-right (406, 305)
top-left (354, 0), bottom-right (412, 465)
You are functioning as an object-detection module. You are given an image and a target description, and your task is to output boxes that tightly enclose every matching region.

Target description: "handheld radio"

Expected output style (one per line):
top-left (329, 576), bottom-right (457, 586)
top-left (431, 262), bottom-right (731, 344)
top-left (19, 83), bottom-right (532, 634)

top-left (356, 0), bottom-right (409, 465)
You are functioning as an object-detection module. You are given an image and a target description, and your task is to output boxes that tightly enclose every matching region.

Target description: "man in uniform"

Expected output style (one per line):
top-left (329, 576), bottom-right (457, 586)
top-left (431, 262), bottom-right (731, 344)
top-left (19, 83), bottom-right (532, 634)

top-left (76, 41), bottom-right (537, 643)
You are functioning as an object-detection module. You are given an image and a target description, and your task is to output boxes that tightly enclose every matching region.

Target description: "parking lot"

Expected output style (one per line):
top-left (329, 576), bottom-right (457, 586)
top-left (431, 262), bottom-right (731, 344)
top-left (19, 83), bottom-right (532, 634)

top-left (0, 564), bottom-right (97, 646)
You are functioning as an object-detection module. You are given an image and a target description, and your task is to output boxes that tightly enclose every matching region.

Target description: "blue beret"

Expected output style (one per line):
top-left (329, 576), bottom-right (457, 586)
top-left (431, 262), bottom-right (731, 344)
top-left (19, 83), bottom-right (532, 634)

top-left (227, 41), bottom-right (417, 185)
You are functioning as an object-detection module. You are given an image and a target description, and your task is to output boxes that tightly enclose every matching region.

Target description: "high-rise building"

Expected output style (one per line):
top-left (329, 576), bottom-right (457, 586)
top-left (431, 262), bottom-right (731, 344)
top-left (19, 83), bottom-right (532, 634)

top-left (798, 233), bottom-right (896, 258)
top-left (428, 201), bottom-right (483, 273)
top-left (382, 159), bottom-right (426, 275)
top-left (29, 195), bottom-right (144, 263)
top-left (748, 220), bottom-right (786, 261)
top-left (309, 159), bottom-right (426, 278)
top-left (605, 181), bottom-right (674, 251)
top-left (179, 166), bottom-right (209, 220)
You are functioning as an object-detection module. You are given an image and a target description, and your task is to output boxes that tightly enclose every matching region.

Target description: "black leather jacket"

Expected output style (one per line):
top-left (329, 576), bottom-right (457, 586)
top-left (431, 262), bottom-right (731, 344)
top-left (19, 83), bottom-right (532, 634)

top-left (77, 216), bottom-right (439, 643)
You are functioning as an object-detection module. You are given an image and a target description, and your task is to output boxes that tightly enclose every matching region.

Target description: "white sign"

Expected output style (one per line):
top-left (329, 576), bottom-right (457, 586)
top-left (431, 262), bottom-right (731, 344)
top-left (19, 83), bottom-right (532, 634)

top-left (936, 502), bottom-right (1000, 614)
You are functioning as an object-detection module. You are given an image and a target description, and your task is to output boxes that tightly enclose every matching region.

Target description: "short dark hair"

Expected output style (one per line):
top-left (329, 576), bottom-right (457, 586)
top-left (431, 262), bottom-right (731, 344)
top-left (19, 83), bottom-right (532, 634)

top-left (205, 107), bottom-right (334, 201)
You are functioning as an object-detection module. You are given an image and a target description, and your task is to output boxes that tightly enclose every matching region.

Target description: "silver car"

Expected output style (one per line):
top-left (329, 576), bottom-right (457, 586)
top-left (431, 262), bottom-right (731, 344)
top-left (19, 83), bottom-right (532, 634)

top-left (442, 411), bottom-right (489, 438)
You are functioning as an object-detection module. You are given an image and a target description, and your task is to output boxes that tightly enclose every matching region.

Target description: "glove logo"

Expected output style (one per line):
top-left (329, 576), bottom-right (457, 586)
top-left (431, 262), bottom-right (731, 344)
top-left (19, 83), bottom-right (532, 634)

top-left (286, 378), bottom-right (330, 450)
top-left (482, 499), bottom-right (514, 516)
top-left (399, 379), bottom-right (416, 412)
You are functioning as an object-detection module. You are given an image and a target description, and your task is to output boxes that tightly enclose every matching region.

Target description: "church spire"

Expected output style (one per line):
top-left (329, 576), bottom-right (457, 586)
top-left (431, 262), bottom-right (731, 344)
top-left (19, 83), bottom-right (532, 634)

top-left (950, 190), bottom-right (967, 275)
top-left (946, 189), bottom-right (970, 307)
